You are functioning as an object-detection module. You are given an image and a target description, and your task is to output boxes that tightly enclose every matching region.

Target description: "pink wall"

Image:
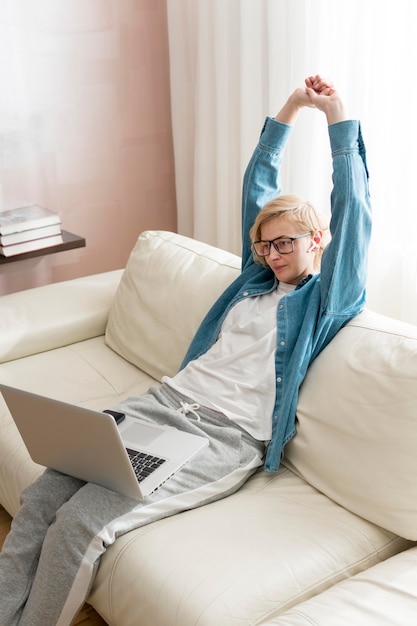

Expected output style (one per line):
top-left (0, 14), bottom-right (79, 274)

top-left (0, 0), bottom-right (176, 296)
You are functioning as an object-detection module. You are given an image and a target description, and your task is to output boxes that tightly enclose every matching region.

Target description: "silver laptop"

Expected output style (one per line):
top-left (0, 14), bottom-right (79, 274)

top-left (0, 384), bottom-right (208, 501)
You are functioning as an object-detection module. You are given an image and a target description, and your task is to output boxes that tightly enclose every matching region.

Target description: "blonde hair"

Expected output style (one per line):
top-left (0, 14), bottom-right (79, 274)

top-left (249, 194), bottom-right (330, 271)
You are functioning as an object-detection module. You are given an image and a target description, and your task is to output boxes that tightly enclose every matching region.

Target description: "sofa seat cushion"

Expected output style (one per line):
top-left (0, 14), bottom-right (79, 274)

top-left (284, 309), bottom-right (417, 540)
top-left (0, 336), bottom-right (157, 516)
top-left (89, 467), bottom-right (411, 626)
top-left (105, 230), bottom-right (241, 381)
top-left (263, 546), bottom-right (417, 625)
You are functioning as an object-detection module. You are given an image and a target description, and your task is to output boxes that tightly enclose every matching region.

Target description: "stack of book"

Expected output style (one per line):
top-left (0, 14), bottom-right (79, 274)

top-left (0, 205), bottom-right (63, 257)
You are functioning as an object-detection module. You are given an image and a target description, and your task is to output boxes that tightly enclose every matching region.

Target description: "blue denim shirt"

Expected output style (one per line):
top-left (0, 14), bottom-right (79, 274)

top-left (180, 117), bottom-right (371, 471)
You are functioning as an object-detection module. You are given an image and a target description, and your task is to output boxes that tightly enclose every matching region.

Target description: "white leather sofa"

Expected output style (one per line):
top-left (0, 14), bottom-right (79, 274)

top-left (1, 230), bottom-right (417, 626)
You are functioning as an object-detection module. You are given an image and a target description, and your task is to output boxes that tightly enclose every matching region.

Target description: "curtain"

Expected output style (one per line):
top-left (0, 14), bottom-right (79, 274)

top-left (167, 0), bottom-right (417, 324)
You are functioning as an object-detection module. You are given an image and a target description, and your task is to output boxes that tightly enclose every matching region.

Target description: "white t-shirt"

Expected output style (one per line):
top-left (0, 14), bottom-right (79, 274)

top-left (163, 282), bottom-right (295, 440)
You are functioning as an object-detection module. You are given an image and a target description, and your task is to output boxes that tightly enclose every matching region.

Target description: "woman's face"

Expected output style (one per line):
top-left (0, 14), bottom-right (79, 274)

top-left (260, 216), bottom-right (320, 285)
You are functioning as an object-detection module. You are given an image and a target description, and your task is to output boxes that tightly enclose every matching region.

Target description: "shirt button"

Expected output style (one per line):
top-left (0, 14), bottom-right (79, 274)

top-left (277, 377), bottom-right (282, 383)
top-left (279, 304), bottom-right (284, 309)
top-left (243, 291), bottom-right (249, 296)
top-left (280, 341), bottom-right (285, 346)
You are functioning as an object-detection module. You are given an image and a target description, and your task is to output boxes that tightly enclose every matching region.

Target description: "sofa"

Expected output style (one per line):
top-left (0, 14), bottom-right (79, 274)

top-left (1, 229), bottom-right (417, 626)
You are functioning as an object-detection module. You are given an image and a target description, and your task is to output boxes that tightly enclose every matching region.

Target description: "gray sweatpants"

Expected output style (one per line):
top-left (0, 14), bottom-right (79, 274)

top-left (0, 384), bottom-right (265, 626)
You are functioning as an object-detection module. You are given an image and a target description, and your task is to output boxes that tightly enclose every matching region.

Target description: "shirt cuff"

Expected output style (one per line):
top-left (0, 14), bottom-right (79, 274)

top-left (258, 116), bottom-right (293, 152)
top-left (328, 119), bottom-right (361, 153)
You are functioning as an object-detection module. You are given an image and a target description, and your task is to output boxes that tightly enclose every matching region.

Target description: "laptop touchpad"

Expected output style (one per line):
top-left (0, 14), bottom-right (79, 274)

top-left (122, 421), bottom-right (163, 446)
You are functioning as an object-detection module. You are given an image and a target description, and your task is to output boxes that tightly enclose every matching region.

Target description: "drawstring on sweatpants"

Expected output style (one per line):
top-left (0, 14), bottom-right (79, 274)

top-left (177, 401), bottom-right (201, 421)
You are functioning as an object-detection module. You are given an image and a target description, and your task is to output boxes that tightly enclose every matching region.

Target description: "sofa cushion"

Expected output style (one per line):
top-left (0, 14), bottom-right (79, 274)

top-left (263, 546), bottom-right (417, 625)
top-left (105, 230), bottom-right (241, 381)
top-left (89, 467), bottom-right (410, 626)
top-left (284, 309), bottom-right (417, 540)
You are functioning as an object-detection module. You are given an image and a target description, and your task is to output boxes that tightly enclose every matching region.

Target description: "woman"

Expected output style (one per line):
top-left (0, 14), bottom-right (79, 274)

top-left (0, 75), bottom-right (371, 625)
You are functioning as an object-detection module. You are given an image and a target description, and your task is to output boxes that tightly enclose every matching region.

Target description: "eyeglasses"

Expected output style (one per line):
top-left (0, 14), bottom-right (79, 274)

top-left (252, 232), bottom-right (312, 257)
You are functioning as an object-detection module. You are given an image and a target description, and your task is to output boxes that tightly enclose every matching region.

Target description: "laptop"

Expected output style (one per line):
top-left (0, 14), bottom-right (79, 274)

top-left (0, 384), bottom-right (209, 501)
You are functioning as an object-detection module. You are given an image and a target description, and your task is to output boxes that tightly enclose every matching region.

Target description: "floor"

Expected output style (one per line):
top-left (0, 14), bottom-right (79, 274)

top-left (0, 505), bottom-right (107, 625)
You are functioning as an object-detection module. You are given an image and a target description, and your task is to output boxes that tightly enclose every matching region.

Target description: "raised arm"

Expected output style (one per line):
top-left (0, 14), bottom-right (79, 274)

top-left (306, 76), bottom-right (371, 318)
top-left (240, 87), bottom-right (315, 268)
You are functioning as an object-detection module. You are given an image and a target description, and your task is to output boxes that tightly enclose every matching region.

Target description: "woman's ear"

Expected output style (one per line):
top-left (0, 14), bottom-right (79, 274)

top-left (313, 230), bottom-right (323, 249)
top-left (307, 231), bottom-right (322, 252)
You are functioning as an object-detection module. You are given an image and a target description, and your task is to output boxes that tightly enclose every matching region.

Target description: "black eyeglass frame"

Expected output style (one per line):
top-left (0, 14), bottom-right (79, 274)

top-left (252, 231), bottom-right (312, 257)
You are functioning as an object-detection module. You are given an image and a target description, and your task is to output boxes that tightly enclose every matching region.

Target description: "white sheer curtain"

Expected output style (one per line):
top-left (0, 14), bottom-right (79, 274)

top-left (167, 0), bottom-right (417, 324)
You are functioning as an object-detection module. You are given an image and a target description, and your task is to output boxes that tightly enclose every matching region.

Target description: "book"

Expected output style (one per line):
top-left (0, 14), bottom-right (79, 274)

top-left (0, 223), bottom-right (62, 246)
top-left (0, 205), bottom-right (61, 236)
top-left (0, 233), bottom-right (64, 257)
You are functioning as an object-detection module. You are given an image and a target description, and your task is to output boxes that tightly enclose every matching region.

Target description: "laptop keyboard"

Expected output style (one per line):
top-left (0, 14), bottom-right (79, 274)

top-left (126, 448), bottom-right (166, 483)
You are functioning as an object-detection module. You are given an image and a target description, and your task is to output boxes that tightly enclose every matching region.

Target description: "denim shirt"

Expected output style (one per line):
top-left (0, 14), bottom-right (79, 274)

top-left (180, 117), bottom-right (372, 471)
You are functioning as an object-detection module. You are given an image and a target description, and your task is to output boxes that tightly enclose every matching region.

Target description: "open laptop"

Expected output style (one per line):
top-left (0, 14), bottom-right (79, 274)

top-left (0, 384), bottom-right (209, 501)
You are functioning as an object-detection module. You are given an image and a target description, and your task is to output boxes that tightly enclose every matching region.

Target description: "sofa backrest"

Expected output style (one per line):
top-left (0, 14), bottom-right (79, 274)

top-left (284, 309), bottom-right (417, 540)
top-left (105, 230), bottom-right (241, 381)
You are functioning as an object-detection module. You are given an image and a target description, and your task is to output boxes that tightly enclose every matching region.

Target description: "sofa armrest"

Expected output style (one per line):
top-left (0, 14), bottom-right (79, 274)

top-left (0, 270), bottom-right (123, 363)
